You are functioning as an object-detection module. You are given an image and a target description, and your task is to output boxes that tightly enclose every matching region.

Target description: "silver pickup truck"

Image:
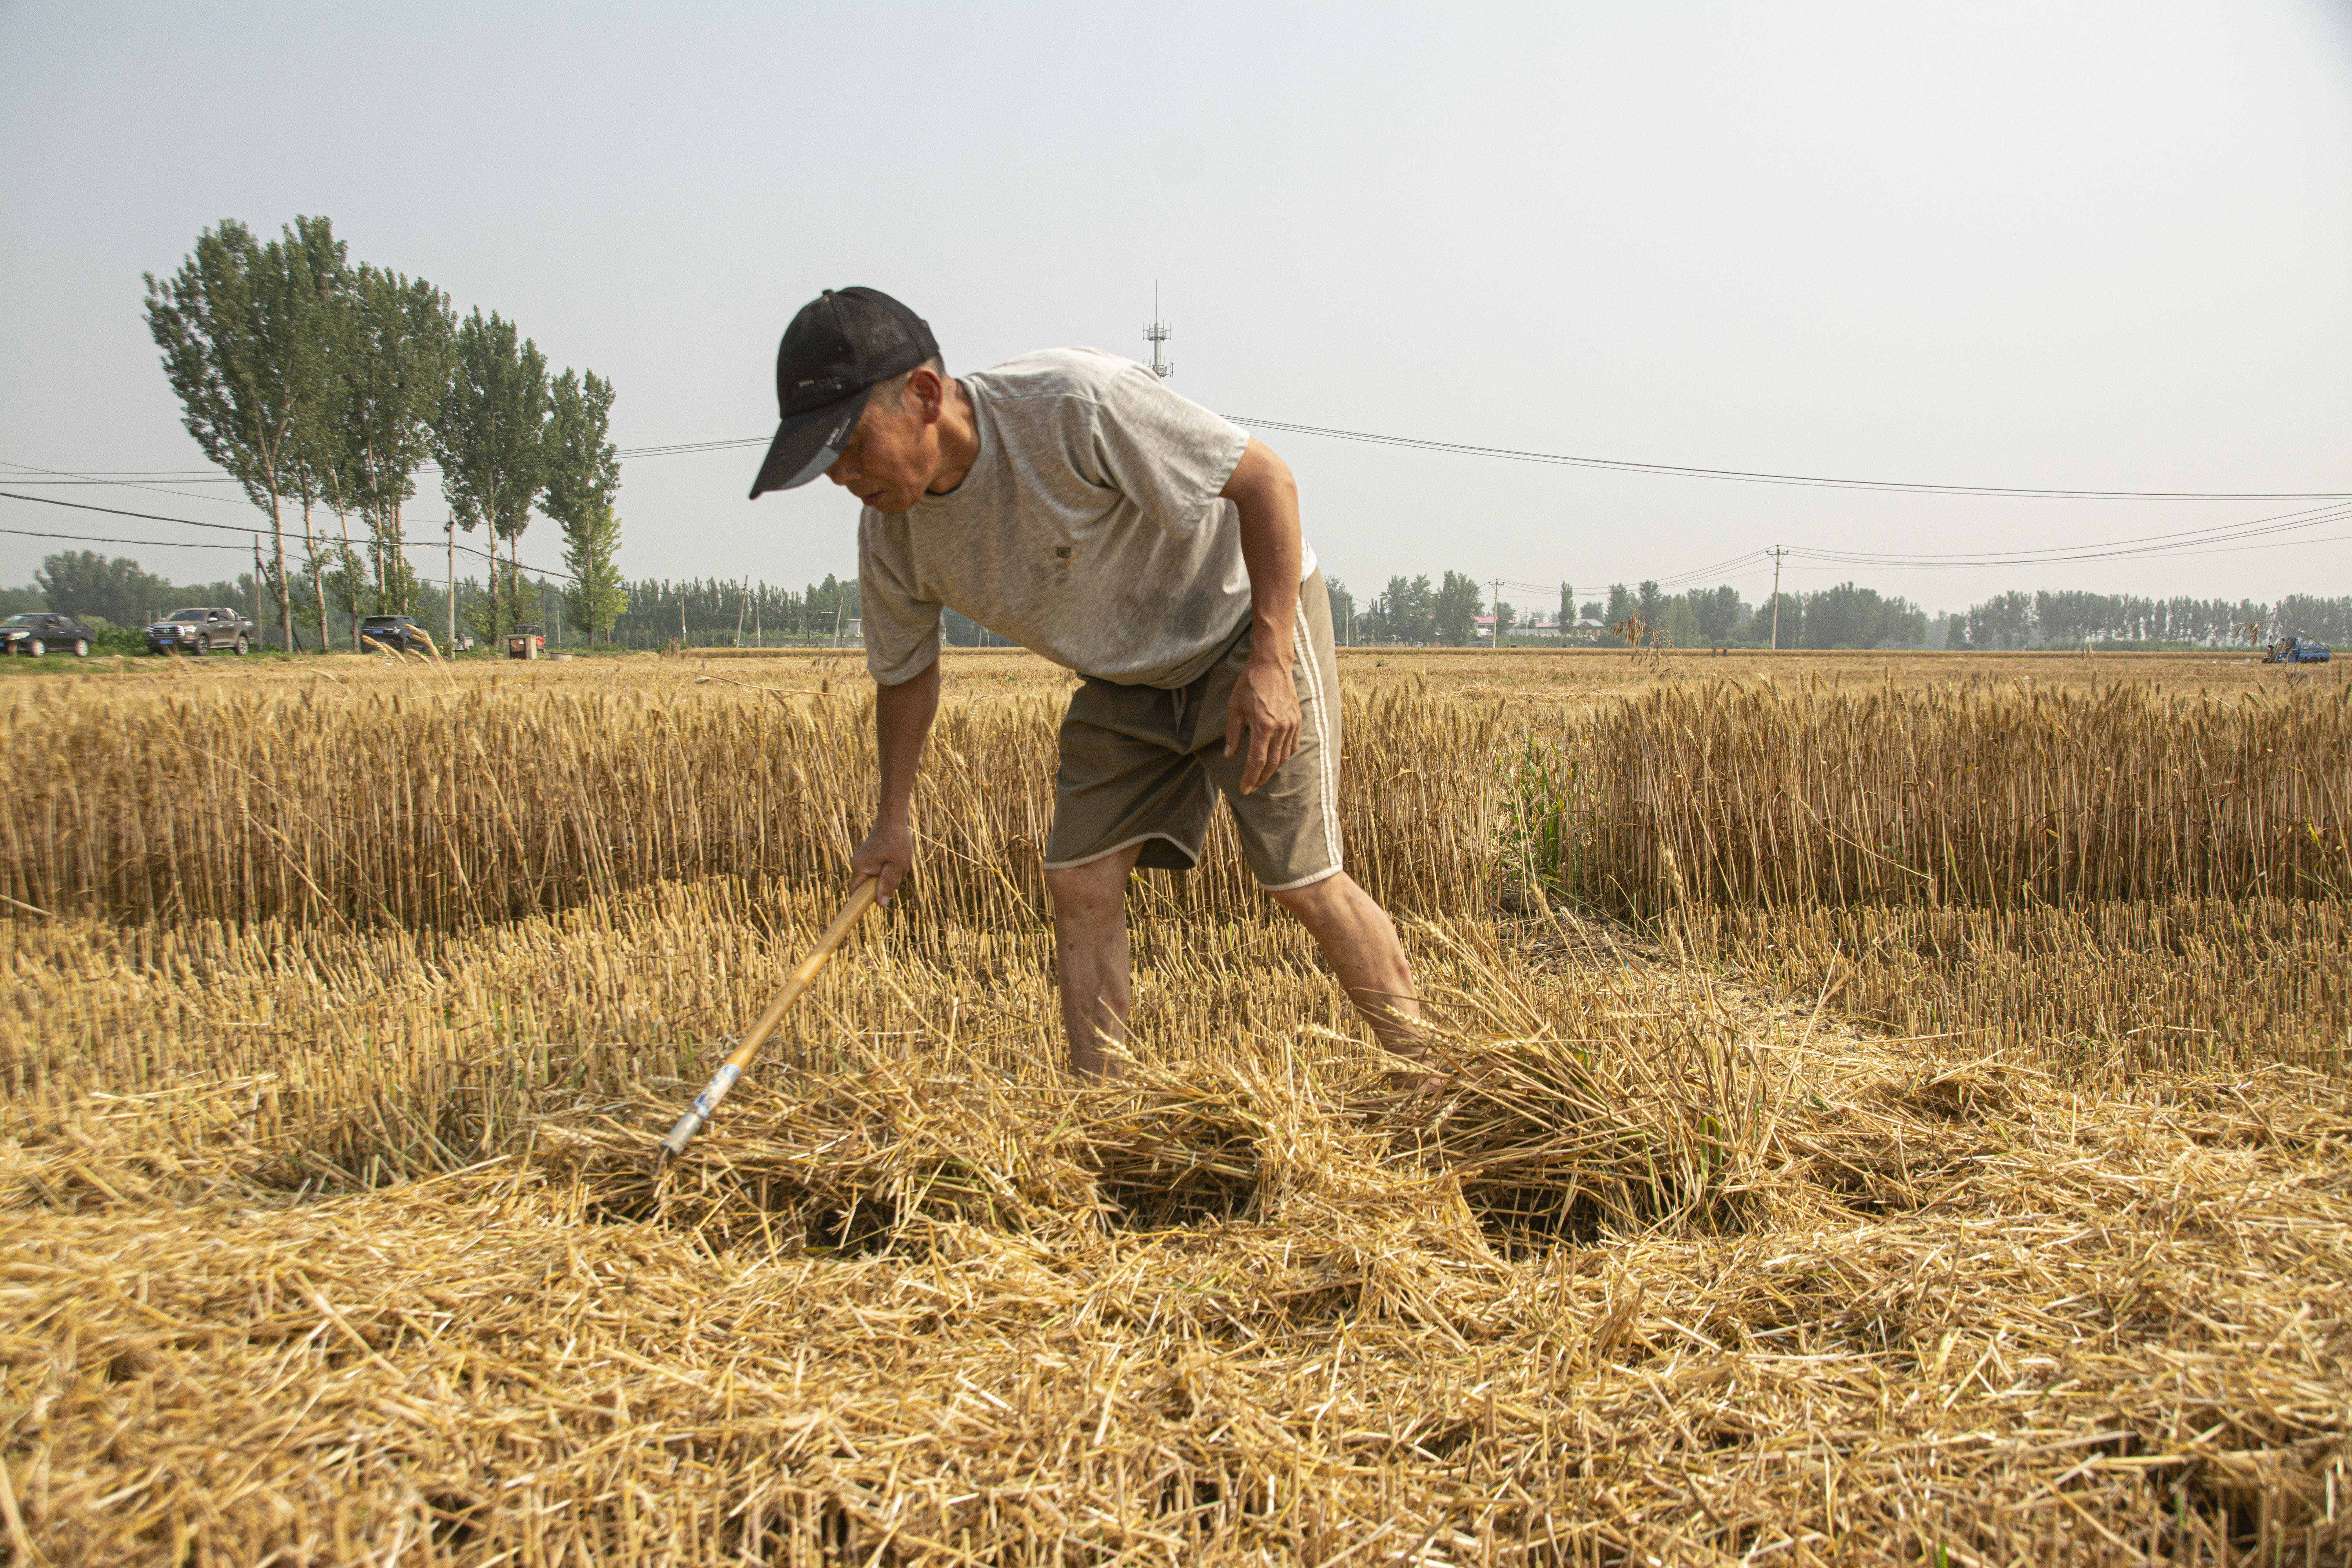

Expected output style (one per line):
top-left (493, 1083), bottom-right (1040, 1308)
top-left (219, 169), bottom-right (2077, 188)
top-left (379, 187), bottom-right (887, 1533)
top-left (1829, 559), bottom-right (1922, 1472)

top-left (145, 606), bottom-right (256, 656)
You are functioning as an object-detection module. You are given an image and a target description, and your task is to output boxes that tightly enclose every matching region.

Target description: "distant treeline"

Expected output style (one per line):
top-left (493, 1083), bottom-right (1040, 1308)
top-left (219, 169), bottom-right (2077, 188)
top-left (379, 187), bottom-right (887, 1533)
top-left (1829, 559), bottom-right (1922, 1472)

top-left (1328, 573), bottom-right (2348, 651)
top-left (602, 579), bottom-right (1037, 650)
top-left (607, 575), bottom-right (860, 648)
top-left (1943, 591), bottom-right (2351, 649)
top-left (1324, 574), bottom-right (1932, 650)
top-left (7, 552), bottom-right (861, 652)
top-left (15, 549), bottom-right (2343, 657)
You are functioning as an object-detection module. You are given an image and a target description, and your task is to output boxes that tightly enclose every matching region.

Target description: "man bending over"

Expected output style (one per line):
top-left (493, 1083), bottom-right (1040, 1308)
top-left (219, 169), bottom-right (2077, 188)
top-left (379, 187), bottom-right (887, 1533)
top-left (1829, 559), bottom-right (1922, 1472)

top-left (750, 286), bottom-right (1424, 1078)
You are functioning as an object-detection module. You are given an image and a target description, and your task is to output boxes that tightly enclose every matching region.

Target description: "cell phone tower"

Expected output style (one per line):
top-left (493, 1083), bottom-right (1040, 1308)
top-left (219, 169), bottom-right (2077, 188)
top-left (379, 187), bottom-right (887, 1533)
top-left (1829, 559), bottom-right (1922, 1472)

top-left (1143, 282), bottom-right (1174, 378)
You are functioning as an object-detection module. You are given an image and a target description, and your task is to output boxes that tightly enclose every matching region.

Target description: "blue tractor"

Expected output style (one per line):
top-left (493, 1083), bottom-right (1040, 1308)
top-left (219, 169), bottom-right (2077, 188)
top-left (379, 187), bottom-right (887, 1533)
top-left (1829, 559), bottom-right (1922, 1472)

top-left (2263, 635), bottom-right (2331, 664)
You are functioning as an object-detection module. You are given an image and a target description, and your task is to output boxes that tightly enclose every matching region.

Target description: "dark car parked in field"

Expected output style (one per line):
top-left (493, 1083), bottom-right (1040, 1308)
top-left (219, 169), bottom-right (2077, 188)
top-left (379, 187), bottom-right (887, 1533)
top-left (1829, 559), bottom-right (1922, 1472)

top-left (146, 607), bottom-right (253, 656)
top-left (359, 615), bottom-right (434, 653)
top-left (2, 612), bottom-right (96, 657)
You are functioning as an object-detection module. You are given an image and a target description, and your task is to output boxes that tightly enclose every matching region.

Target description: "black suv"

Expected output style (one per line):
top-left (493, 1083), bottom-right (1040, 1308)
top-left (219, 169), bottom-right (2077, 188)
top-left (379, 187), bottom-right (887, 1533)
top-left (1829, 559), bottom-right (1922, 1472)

top-left (2, 612), bottom-right (96, 657)
top-left (360, 615), bottom-right (434, 653)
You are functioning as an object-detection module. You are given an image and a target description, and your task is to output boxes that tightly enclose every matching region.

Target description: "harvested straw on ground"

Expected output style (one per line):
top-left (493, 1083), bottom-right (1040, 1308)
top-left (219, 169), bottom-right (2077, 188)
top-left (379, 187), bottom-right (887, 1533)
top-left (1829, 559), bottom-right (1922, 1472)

top-left (4, 659), bottom-right (2348, 1563)
top-left (8, 997), bottom-right (2347, 1563)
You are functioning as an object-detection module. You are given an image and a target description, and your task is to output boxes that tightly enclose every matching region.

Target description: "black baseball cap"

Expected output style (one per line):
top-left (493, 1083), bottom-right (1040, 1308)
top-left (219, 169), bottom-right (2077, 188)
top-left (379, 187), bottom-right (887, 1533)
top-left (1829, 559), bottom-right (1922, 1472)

top-left (748, 287), bottom-right (940, 498)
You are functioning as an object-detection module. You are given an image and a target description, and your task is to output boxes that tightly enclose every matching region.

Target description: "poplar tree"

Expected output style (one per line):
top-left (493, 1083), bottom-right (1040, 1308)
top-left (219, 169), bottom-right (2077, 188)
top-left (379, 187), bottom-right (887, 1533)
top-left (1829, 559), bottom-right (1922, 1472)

top-left (430, 310), bottom-right (548, 643)
top-left (143, 220), bottom-right (309, 650)
top-left (339, 266), bottom-right (453, 621)
top-left (280, 216), bottom-right (351, 654)
top-left (1370, 574), bottom-right (1434, 644)
top-left (543, 368), bottom-right (628, 642)
top-left (1433, 570), bottom-right (1483, 646)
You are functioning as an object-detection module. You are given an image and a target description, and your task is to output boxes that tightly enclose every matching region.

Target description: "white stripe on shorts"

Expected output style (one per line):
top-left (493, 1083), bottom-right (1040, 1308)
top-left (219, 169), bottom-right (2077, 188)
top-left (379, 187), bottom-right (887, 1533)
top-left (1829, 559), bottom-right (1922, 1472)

top-left (1290, 606), bottom-right (1343, 874)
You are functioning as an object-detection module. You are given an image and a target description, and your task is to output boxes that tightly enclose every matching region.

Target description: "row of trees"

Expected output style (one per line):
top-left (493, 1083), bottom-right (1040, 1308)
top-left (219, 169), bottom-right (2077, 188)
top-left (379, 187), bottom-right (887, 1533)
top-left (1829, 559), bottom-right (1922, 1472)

top-left (593, 578), bottom-right (2339, 653)
top-left (1578, 581), bottom-right (1929, 650)
top-left (1947, 590), bottom-right (2352, 649)
top-left (1328, 573), bottom-right (2346, 652)
top-left (1345, 572), bottom-right (1490, 646)
top-left (24, 538), bottom-right (2342, 659)
top-left (142, 215), bottom-right (627, 650)
top-left (1325, 573), bottom-right (1929, 650)
top-left (10, 549), bottom-right (872, 655)
top-left (15, 552), bottom-right (243, 630)
top-left (1572, 581), bottom-right (2345, 651)
top-left (606, 575), bottom-right (861, 648)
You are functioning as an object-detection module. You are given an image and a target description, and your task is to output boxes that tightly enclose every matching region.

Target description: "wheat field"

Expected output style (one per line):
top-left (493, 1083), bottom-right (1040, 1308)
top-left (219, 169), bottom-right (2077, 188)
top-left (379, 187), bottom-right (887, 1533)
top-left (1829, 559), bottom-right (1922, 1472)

top-left (3, 649), bottom-right (2347, 1565)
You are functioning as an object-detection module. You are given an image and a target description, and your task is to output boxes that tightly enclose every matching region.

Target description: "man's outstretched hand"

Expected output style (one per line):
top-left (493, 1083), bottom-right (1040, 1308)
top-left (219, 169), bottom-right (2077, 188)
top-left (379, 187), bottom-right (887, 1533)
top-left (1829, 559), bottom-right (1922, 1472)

top-left (849, 817), bottom-right (914, 904)
top-left (1224, 654), bottom-right (1301, 795)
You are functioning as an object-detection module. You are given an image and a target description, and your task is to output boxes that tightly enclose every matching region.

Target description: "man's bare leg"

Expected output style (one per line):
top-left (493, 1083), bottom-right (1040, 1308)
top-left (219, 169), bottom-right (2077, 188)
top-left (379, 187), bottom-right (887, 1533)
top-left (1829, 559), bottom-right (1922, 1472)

top-left (1267, 871), bottom-right (1427, 1062)
top-left (1044, 844), bottom-right (1146, 1080)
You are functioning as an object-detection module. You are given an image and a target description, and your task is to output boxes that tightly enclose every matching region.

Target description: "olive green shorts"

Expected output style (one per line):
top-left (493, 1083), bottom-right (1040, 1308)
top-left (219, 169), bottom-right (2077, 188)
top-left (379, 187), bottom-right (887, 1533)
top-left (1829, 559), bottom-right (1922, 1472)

top-left (1044, 571), bottom-right (1343, 891)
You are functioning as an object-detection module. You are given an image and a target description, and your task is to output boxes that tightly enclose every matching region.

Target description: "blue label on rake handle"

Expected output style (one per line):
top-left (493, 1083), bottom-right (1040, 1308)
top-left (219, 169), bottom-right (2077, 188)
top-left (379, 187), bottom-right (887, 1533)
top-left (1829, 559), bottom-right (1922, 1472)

top-left (688, 1063), bottom-right (742, 1122)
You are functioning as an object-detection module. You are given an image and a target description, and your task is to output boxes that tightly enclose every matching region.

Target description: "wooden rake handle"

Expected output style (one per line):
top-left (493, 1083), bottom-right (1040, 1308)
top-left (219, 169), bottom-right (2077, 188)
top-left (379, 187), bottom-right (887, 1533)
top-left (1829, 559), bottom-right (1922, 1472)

top-left (654, 876), bottom-right (882, 1167)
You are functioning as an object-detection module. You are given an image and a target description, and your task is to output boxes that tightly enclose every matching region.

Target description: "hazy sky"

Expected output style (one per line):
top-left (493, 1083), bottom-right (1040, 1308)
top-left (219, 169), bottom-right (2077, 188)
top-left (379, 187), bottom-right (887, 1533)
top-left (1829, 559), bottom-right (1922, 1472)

top-left (4, 1), bottom-right (2348, 618)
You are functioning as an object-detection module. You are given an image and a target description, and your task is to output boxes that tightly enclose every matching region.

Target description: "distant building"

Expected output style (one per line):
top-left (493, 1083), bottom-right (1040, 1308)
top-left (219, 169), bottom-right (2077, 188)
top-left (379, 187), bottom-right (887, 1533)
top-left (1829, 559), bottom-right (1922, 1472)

top-left (1477, 613), bottom-right (1571, 641)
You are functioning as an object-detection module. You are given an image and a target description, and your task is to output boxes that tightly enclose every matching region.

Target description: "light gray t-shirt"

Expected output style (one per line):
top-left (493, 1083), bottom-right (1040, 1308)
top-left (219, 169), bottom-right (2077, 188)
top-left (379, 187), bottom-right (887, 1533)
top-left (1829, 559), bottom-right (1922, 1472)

top-left (858, 348), bottom-right (1316, 688)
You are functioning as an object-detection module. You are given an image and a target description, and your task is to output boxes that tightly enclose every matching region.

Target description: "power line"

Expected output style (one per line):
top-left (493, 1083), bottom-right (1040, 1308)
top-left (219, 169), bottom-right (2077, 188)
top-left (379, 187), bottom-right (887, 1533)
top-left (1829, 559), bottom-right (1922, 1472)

top-left (1776, 498), bottom-right (2352, 564)
top-left (0, 475), bottom-right (244, 486)
top-left (609, 437), bottom-right (764, 459)
top-left (0, 459), bottom-right (259, 509)
top-left (1651, 550), bottom-right (1773, 590)
top-left (0, 490), bottom-right (581, 582)
top-left (0, 489), bottom-right (270, 535)
top-left (594, 420), bottom-right (2352, 504)
top-left (0, 441), bottom-right (766, 494)
top-left (1, 521), bottom-right (585, 581)
top-left (1223, 417), bottom-right (2350, 501)
top-left (16, 390), bottom-right (2352, 608)
top-left (1437, 494), bottom-right (2352, 609)
top-left (23, 406), bottom-right (2351, 502)
top-left (1781, 503), bottom-right (2352, 570)
top-left (1783, 523), bottom-right (2352, 572)
top-left (1, 525), bottom-right (248, 552)
top-left (0, 468), bottom-right (226, 479)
